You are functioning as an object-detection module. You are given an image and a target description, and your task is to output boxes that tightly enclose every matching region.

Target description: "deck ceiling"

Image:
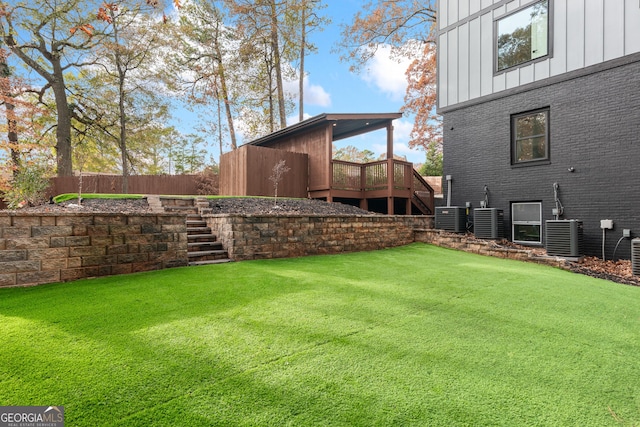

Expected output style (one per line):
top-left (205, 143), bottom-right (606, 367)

top-left (247, 113), bottom-right (403, 146)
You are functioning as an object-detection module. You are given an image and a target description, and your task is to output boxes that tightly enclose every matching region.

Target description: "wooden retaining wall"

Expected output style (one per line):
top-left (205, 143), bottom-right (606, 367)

top-left (204, 214), bottom-right (434, 261)
top-left (0, 213), bottom-right (188, 287)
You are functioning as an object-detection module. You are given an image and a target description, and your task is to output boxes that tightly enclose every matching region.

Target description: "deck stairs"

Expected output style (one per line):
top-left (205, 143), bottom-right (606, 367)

top-left (411, 170), bottom-right (435, 215)
top-left (154, 196), bottom-right (231, 266)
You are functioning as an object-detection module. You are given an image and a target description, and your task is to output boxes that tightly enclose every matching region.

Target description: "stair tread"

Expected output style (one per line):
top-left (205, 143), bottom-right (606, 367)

top-left (187, 233), bottom-right (217, 239)
top-left (188, 242), bottom-right (221, 247)
top-left (189, 259), bottom-right (232, 266)
top-left (188, 249), bottom-right (227, 257)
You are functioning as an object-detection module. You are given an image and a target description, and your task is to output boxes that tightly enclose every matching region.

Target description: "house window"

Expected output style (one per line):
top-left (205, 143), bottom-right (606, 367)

top-left (497, 0), bottom-right (549, 72)
top-left (512, 109), bottom-right (549, 164)
top-left (512, 202), bottom-right (542, 244)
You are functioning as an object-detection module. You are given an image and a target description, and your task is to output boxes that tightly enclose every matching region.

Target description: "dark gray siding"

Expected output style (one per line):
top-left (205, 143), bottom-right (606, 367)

top-left (442, 59), bottom-right (640, 259)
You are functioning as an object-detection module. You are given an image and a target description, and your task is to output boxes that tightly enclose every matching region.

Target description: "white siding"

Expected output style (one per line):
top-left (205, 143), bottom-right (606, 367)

top-left (470, 0), bottom-right (481, 15)
top-left (505, 69), bottom-right (519, 89)
top-left (604, 1), bottom-right (624, 61)
top-left (437, 0), bottom-right (640, 109)
top-left (459, 0), bottom-right (469, 20)
top-left (439, 32), bottom-right (448, 107)
top-left (519, 63), bottom-right (534, 85)
top-left (625, 0), bottom-right (640, 54)
top-left (448, 0), bottom-right (459, 27)
top-left (458, 23), bottom-right (469, 102)
top-left (480, 12), bottom-right (494, 96)
top-left (439, 0), bottom-right (448, 29)
top-left (469, 17), bottom-right (482, 99)
top-left (506, 0), bottom-right (520, 13)
top-left (566, 0), bottom-right (585, 71)
top-left (448, 29), bottom-right (459, 104)
top-left (549, 0), bottom-right (567, 76)
top-left (534, 59), bottom-right (550, 81)
top-left (584, 0), bottom-right (604, 67)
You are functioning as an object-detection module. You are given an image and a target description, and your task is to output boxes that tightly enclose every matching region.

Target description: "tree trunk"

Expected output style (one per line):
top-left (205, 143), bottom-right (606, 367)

top-left (4, 33), bottom-right (73, 176)
top-left (214, 42), bottom-right (237, 149)
top-left (6, 101), bottom-right (20, 177)
top-left (299, 6), bottom-right (306, 122)
top-left (269, 1), bottom-right (286, 129)
top-left (51, 74), bottom-right (73, 176)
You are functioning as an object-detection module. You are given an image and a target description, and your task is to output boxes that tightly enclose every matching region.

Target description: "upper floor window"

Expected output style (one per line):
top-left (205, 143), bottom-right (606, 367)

top-left (512, 109), bottom-right (549, 164)
top-left (497, 0), bottom-right (549, 72)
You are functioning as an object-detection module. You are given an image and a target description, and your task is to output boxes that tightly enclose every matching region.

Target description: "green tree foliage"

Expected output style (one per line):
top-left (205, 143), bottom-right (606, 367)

top-left (170, 133), bottom-right (207, 174)
top-left (418, 141), bottom-right (442, 177)
top-left (0, 0), bottom-right (110, 176)
top-left (333, 144), bottom-right (376, 163)
top-left (169, 0), bottom-right (239, 151)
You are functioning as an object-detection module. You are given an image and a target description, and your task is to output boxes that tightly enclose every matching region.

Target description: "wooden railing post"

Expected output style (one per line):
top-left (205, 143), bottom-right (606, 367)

top-left (387, 158), bottom-right (394, 214)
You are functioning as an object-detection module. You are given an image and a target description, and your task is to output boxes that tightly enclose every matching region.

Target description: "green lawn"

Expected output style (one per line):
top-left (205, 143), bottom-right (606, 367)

top-left (1, 243), bottom-right (639, 426)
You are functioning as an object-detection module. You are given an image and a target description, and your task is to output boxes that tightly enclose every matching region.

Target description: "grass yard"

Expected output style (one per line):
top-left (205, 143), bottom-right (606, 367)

top-left (1, 243), bottom-right (639, 426)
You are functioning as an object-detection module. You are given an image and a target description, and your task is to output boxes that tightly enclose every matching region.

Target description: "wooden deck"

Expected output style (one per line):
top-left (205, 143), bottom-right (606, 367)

top-left (309, 159), bottom-right (434, 215)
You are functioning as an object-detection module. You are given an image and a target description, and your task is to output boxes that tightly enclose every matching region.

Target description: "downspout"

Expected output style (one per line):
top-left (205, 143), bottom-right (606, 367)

top-left (446, 175), bottom-right (452, 207)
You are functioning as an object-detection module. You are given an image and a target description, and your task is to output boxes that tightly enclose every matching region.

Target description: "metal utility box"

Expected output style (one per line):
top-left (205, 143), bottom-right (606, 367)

top-left (545, 220), bottom-right (584, 258)
top-left (435, 206), bottom-right (467, 233)
top-left (474, 208), bottom-right (504, 239)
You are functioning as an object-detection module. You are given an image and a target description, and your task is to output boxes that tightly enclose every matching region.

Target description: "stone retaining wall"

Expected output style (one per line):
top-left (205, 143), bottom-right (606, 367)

top-left (414, 228), bottom-right (570, 269)
top-left (0, 213), bottom-right (188, 287)
top-left (204, 214), bottom-right (434, 261)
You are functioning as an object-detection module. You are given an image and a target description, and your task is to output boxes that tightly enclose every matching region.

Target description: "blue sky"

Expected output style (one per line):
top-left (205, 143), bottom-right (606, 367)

top-left (173, 0), bottom-right (425, 164)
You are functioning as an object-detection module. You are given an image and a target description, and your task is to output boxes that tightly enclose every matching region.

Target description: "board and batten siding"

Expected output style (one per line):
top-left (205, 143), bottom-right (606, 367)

top-left (437, 0), bottom-right (640, 110)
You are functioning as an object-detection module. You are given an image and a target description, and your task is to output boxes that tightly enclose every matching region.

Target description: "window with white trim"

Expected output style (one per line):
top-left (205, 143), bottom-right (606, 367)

top-left (512, 202), bottom-right (542, 244)
top-left (497, 0), bottom-right (549, 72)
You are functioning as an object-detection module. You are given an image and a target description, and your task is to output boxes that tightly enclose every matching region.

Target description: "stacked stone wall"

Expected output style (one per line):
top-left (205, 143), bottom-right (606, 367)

top-left (0, 213), bottom-right (188, 287)
top-left (414, 229), bottom-right (569, 269)
top-left (205, 214), bottom-right (434, 261)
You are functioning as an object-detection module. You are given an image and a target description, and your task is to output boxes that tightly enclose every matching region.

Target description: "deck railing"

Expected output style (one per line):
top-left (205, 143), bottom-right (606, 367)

top-left (331, 159), bottom-right (414, 192)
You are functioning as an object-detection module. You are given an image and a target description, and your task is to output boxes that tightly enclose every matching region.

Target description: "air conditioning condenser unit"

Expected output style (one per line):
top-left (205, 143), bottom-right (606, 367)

top-left (545, 219), bottom-right (583, 258)
top-left (435, 206), bottom-right (466, 233)
top-left (474, 208), bottom-right (504, 239)
top-left (632, 238), bottom-right (640, 277)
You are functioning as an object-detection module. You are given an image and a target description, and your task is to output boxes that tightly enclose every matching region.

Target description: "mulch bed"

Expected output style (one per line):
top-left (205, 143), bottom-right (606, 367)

top-left (7, 197), bottom-right (639, 287)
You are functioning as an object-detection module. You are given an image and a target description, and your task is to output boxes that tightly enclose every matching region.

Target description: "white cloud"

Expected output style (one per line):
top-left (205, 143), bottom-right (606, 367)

top-left (283, 76), bottom-right (332, 108)
top-left (392, 119), bottom-right (413, 142)
top-left (361, 45), bottom-right (413, 102)
top-left (305, 82), bottom-right (331, 107)
top-left (287, 113), bottom-right (313, 126)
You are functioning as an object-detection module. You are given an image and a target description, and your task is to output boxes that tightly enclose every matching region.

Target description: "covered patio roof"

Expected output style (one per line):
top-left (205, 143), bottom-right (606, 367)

top-left (247, 112), bottom-right (403, 158)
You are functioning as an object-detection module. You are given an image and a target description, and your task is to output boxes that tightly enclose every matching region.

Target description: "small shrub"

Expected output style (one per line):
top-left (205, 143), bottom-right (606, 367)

top-left (2, 164), bottom-right (50, 209)
top-left (195, 166), bottom-right (219, 195)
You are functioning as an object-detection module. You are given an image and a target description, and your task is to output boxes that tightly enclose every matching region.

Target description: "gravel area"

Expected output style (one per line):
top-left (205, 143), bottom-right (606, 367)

top-left (5, 198), bottom-right (152, 214)
top-left (207, 197), bottom-right (377, 216)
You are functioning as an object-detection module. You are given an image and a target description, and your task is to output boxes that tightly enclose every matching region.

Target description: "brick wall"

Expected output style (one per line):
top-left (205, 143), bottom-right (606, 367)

top-left (0, 213), bottom-right (188, 287)
top-left (442, 60), bottom-right (640, 259)
top-left (205, 214), bottom-right (434, 261)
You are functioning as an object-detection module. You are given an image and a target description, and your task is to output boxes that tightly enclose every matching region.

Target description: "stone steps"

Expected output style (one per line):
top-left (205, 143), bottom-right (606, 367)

top-left (152, 196), bottom-right (231, 266)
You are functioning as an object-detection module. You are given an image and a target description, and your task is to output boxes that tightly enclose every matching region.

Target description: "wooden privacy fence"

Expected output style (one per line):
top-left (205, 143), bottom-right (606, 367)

top-left (220, 145), bottom-right (308, 198)
top-left (48, 174), bottom-right (217, 196)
